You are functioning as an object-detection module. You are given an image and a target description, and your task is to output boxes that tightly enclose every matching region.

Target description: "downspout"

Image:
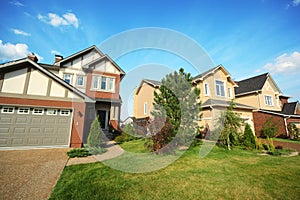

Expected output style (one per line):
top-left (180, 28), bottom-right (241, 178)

top-left (284, 116), bottom-right (290, 137)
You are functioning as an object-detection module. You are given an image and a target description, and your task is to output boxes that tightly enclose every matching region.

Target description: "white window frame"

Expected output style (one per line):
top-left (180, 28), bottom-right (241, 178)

top-left (18, 107), bottom-right (30, 114)
top-left (33, 108), bottom-right (44, 115)
top-left (144, 102), bottom-right (147, 115)
top-left (203, 83), bottom-right (210, 96)
top-left (228, 87), bottom-right (232, 99)
top-left (91, 76), bottom-right (99, 90)
top-left (1, 107), bottom-right (14, 114)
top-left (60, 110), bottom-right (70, 116)
top-left (76, 75), bottom-right (85, 87)
top-left (101, 76), bottom-right (107, 90)
top-left (63, 74), bottom-right (72, 84)
top-left (108, 77), bottom-right (115, 92)
top-left (264, 95), bottom-right (274, 106)
top-left (215, 80), bottom-right (225, 97)
top-left (46, 109), bottom-right (58, 115)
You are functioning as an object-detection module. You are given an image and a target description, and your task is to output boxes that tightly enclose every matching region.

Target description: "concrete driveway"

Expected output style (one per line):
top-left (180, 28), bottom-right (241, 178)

top-left (0, 148), bottom-right (69, 200)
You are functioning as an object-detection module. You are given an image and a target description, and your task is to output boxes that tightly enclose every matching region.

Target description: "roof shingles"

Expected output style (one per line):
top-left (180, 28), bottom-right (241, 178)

top-left (235, 73), bottom-right (268, 95)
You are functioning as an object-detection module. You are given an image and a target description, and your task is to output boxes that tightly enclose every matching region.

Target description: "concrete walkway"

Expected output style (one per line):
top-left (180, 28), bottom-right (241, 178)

top-left (66, 141), bottom-right (124, 166)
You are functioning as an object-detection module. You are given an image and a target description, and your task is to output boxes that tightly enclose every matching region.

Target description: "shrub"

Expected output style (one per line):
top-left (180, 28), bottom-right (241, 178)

top-left (243, 123), bottom-right (256, 149)
top-left (114, 124), bottom-right (141, 144)
top-left (256, 138), bottom-right (263, 150)
top-left (67, 148), bottom-right (90, 158)
top-left (261, 117), bottom-right (279, 138)
top-left (88, 147), bottom-right (106, 155)
top-left (86, 117), bottom-right (104, 155)
top-left (288, 123), bottom-right (300, 140)
top-left (275, 145), bottom-right (283, 149)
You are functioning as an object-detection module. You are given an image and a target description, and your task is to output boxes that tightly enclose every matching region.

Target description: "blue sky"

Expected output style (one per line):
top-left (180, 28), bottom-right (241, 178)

top-left (1, 0), bottom-right (300, 113)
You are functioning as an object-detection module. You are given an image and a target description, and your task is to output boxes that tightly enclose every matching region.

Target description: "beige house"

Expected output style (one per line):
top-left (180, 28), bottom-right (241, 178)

top-left (133, 79), bottom-right (160, 119)
top-left (235, 73), bottom-right (300, 137)
top-left (193, 65), bottom-right (254, 131)
top-left (133, 65), bottom-right (255, 132)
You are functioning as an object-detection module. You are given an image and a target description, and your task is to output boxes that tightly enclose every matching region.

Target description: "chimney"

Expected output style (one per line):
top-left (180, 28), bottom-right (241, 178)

top-left (55, 55), bottom-right (63, 63)
top-left (28, 53), bottom-right (38, 63)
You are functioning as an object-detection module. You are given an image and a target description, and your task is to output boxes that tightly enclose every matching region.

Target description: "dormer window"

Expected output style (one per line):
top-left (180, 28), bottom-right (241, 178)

top-left (215, 80), bottom-right (225, 97)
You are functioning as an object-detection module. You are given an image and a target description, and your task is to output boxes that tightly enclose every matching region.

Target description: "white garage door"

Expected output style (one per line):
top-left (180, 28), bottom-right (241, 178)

top-left (0, 106), bottom-right (72, 147)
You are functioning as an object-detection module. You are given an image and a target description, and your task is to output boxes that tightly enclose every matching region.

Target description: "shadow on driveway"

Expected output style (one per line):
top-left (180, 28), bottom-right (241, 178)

top-left (0, 148), bottom-right (69, 200)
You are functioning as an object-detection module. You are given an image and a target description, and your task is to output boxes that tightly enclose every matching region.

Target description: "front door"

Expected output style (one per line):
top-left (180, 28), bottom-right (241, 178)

top-left (97, 110), bottom-right (106, 129)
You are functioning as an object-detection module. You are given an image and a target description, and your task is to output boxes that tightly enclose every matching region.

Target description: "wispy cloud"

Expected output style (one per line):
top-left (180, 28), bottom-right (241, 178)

top-left (12, 28), bottom-right (31, 36)
top-left (263, 51), bottom-right (300, 75)
top-left (286, 0), bottom-right (300, 9)
top-left (51, 50), bottom-right (61, 55)
top-left (0, 40), bottom-right (43, 62)
top-left (38, 12), bottom-right (79, 28)
top-left (9, 0), bottom-right (24, 7)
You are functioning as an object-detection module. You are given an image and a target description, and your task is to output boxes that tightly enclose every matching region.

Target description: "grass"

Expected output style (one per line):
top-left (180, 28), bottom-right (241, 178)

top-left (50, 140), bottom-right (300, 200)
top-left (273, 138), bottom-right (300, 144)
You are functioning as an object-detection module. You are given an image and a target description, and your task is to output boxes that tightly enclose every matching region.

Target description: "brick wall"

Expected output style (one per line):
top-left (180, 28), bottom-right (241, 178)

top-left (253, 111), bottom-right (287, 137)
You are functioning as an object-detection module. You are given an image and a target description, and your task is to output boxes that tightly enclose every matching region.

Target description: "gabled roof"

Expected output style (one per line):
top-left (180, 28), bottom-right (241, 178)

top-left (193, 64), bottom-right (237, 86)
top-left (135, 79), bottom-right (161, 95)
top-left (281, 102), bottom-right (299, 115)
top-left (202, 99), bottom-right (254, 110)
top-left (0, 58), bottom-right (95, 103)
top-left (235, 73), bottom-right (282, 96)
top-left (55, 45), bottom-right (104, 65)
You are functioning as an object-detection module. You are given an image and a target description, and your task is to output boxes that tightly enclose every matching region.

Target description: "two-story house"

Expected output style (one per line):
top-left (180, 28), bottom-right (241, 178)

top-left (0, 46), bottom-right (125, 148)
top-left (235, 73), bottom-right (300, 137)
top-left (133, 65), bottom-right (255, 133)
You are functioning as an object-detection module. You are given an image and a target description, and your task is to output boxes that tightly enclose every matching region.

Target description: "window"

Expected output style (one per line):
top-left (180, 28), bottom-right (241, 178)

top-left (63, 74), bottom-right (72, 84)
top-left (33, 108), bottom-right (44, 115)
top-left (215, 80), bottom-right (225, 97)
top-left (101, 76), bottom-right (107, 90)
top-left (144, 103), bottom-right (147, 115)
top-left (60, 110), bottom-right (70, 116)
top-left (108, 78), bottom-right (115, 91)
top-left (47, 109), bottom-right (57, 115)
top-left (264, 95), bottom-right (273, 106)
top-left (204, 83), bottom-right (210, 96)
top-left (76, 75), bottom-right (84, 87)
top-left (18, 108), bottom-right (29, 114)
top-left (228, 88), bottom-right (232, 99)
top-left (1, 107), bottom-right (14, 114)
top-left (92, 76), bottom-right (98, 89)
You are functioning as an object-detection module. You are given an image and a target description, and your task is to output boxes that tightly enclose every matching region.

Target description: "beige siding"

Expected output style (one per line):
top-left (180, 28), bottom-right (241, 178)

top-left (27, 69), bottom-right (48, 96)
top-left (1, 68), bottom-right (27, 94)
top-left (235, 94), bottom-right (260, 109)
top-left (50, 81), bottom-right (65, 97)
top-left (260, 79), bottom-right (281, 111)
top-left (133, 83), bottom-right (157, 119)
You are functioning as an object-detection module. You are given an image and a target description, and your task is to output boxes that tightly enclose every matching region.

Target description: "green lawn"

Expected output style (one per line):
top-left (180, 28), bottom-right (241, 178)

top-left (50, 140), bottom-right (300, 200)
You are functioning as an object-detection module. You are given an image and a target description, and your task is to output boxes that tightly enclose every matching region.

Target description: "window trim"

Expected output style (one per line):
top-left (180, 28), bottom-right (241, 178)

top-left (32, 108), bottom-right (44, 115)
top-left (1, 107), bottom-right (14, 114)
top-left (17, 107), bottom-right (30, 114)
top-left (91, 75), bottom-right (99, 90)
top-left (264, 95), bottom-right (274, 106)
top-left (203, 83), bottom-right (210, 96)
top-left (144, 102), bottom-right (147, 115)
top-left (215, 79), bottom-right (226, 97)
top-left (76, 75), bottom-right (85, 87)
top-left (100, 76), bottom-right (107, 90)
top-left (63, 73), bottom-right (72, 84)
top-left (228, 87), bottom-right (232, 99)
top-left (46, 109), bottom-right (58, 116)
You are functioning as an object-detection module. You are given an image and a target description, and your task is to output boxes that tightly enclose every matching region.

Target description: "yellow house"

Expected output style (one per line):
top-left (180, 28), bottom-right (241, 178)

top-left (133, 65), bottom-right (255, 132)
top-left (193, 65), bottom-right (254, 131)
top-left (133, 79), bottom-right (160, 119)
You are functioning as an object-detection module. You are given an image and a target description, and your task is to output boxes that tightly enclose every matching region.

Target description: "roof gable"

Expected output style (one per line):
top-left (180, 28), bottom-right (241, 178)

top-left (193, 64), bottom-right (236, 86)
top-left (235, 73), bottom-right (268, 96)
top-left (135, 79), bottom-right (161, 95)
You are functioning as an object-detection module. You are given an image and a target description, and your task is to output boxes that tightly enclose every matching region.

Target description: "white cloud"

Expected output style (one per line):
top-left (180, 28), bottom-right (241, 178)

top-left (9, 1), bottom-right (24, 7)
top-left (38, 12), bottom-right (79, 28)
top-left (0, 40), bottom-right (43, 62)
top-left (12, 29), bottom-right (31, 36)
top-left (263, 51), bottom-right (300, 75)
top-left (292, 0), bottom-right (300, 6)
top-left (51, 50), bottom-right (61, 55)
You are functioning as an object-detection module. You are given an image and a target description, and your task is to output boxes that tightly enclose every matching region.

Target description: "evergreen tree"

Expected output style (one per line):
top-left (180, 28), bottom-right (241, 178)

top-left (243, 123), bottom-right (256, 149)
top-left (151, 68), bottom-right (202, 146)
top-left (217, 101), bottom-right (244, 150)
top-left (87, 117), bottom-right (102, 148)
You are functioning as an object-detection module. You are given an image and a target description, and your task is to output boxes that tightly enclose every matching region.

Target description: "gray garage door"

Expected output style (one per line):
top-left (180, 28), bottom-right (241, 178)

top-left (0, 106), bottom-right (72, 147)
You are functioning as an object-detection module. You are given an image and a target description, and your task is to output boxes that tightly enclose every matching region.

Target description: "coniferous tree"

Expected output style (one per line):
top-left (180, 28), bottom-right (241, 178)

top-left (151, 68), bottom-right (202, 147)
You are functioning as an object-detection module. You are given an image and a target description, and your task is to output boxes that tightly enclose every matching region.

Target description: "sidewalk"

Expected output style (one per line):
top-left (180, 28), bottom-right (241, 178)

top-left (66, 141), bottom-right (124, 166)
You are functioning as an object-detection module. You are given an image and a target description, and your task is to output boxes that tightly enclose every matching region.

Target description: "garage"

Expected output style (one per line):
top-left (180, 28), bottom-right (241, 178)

top-left (0, 106), bottom-right (73, 147)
